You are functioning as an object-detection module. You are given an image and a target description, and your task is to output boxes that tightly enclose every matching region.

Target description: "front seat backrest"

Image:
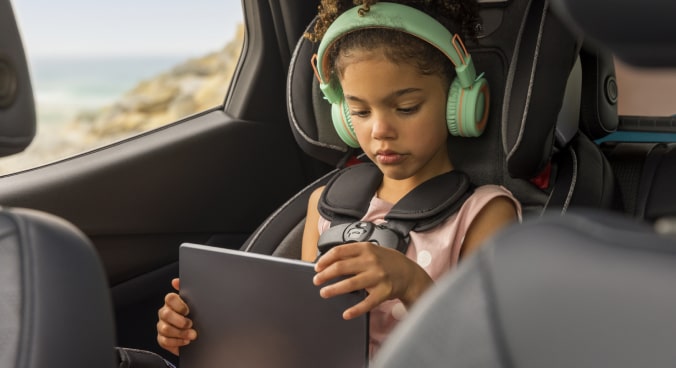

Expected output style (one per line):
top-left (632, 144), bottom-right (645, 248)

top-left (0, 208), bottom-right (116, 368)
top-left (372, 210), bottom-right (676, 367)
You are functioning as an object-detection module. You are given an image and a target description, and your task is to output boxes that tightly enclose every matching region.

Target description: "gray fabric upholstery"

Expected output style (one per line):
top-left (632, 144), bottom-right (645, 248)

top-left (241, 169), bottom-right (335, 255)
top-left (0, 208), bottom-right (116, 368)
top-left (373, 210), bottom-right (676, 367)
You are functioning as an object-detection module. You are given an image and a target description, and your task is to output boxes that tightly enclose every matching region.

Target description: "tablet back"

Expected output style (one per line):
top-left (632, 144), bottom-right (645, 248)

top-left (179, 243), bottom-right (369, 368)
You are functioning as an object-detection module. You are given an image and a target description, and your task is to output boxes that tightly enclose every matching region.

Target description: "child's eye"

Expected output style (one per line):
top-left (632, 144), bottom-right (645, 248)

top-left (397, 105), bottom-right (420, 114)
top-left (350, 110), bottom-right (370, 118)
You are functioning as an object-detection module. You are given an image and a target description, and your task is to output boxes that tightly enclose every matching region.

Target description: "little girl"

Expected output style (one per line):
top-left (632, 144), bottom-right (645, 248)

top-left (157, 0), bottom-right (521, 359)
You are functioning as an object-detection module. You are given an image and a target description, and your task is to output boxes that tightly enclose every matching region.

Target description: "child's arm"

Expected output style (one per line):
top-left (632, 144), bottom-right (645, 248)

top-left (460, 196), bottom-right (519, 259)
top-left (301, 186), bottom-right (324, 262)
top-left (303, 185), bottom-right (432, 319)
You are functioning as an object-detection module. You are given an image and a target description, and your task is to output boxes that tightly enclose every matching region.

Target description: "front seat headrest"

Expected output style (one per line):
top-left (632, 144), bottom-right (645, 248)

top-left (0, 1), bottom-right (36, 157)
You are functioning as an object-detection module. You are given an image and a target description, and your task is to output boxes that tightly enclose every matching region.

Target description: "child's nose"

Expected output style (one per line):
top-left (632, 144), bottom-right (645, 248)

top-left (371, 113), bottom-right (396, 140)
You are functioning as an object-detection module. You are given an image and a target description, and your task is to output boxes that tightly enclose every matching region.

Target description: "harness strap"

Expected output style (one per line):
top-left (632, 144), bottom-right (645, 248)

top-left (317, 162), bottom-right (473, 255)
top-left (386, 166), bottom-right (473, 232)
top-left (318, 163), bottom-right (383, 224)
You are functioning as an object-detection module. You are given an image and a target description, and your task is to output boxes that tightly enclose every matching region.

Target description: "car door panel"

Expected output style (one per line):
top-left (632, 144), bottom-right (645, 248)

top-left (1, 0), bottom-right (323, 362)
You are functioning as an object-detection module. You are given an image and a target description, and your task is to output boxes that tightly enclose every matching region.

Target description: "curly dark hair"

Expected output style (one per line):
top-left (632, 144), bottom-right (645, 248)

top-left (306, 0), bottom-right (481, 90)
top-left (305, 0), bottom-right (481, 43)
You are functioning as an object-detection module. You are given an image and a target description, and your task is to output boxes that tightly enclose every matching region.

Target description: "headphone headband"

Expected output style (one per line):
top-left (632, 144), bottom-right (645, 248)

top-left (315, 2), bottom-right (478, 103)
top-left (313, 2), bottom-right (490, 146)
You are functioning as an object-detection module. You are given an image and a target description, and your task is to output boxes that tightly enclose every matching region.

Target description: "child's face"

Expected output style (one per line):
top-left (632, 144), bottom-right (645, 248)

top-left (339, 51), bottom-right (453, 184)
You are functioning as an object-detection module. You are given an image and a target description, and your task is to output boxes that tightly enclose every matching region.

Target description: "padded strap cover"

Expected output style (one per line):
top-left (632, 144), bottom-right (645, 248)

top-left (318, 163), bottom-right (473, 232)
top-left (318, 163), bottom-right (383, 223)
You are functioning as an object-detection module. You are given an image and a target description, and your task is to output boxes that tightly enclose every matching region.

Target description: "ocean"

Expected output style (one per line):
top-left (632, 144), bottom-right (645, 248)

top-left (28, 55), bottom-right (188, 126)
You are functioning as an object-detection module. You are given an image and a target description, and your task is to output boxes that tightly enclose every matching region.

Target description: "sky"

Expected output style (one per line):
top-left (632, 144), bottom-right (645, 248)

top-left (10, 0), bottom-right (244, 58)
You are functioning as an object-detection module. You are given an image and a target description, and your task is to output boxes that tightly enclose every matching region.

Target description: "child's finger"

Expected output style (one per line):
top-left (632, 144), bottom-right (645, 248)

top-left (342, 293), bottom-right (383, 320)
top-left (159, 304), bottom-right (193, 330)
top-left (157, 334), bottom-right (190, 356)
top-left (317, 270), bottom-right (373, 298)
top-left (164, 292), bottom-right (190, 316)
top-left (315, 242), bottom-right (367, 271)
top-left (171, 278), bottom-right (181, 291)
top-left (157, 320), bottom-right (197, 340)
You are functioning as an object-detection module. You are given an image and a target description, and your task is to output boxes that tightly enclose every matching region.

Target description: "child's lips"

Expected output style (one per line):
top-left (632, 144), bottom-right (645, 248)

top-left (376, 150), bottom-right (405, 165)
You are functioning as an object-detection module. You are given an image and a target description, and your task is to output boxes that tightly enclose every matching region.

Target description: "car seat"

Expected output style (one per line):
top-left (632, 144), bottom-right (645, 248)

top-left (241, 0), bottom-right (620, 258)
top-left (537, 42), bottom-right (620, 214)
top-left (371, 209), bottom-right (676, 367)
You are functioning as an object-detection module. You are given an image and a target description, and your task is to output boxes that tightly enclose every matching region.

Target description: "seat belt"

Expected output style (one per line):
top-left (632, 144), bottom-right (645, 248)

top-left (316, 162), bottom-right (473, 257)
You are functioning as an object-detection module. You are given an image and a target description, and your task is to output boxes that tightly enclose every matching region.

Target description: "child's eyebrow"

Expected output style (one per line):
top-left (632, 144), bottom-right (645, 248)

top-left (344, 88), bottom-right (423, 103)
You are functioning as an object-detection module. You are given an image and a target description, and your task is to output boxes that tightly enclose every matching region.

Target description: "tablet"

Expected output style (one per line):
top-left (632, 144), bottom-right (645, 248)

top-left (179, 243), bottom-right (369, 368)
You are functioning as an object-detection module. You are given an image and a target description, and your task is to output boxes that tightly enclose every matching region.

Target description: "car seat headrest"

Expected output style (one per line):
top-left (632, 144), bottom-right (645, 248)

top-left (287, 19), bottom-right (353, 167)
top-left (552, 0), bottom-right (676, 68)
top-left (578, 43), bottom-right (618, 140)
top-left (288, 0), bottom-right (585, 185)
top-left (0, 1), bottom-right (36, 157)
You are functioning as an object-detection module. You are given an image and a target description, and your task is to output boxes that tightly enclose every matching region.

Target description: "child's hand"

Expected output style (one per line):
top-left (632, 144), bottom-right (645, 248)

top-left (156, 278), bottom-right (198, 356)
top-left (313, 242), bottom-right (433, 320)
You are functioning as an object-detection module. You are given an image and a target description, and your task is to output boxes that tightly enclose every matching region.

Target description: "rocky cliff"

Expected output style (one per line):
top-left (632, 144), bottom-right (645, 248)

top-left (0, 25), bottom-right (244, 174)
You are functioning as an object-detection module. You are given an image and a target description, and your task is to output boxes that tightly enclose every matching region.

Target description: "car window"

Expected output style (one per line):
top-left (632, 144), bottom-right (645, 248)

top-left (3, 0), bottom-right (244, 175)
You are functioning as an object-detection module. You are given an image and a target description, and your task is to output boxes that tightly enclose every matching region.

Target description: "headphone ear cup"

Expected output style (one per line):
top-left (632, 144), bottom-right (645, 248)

top-left (331, 99), bottom-right (360, 148)
top-left (446, 77), bottom-right (490, 137)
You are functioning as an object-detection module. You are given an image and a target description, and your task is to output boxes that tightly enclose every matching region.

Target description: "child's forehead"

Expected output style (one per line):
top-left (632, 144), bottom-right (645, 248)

top-left (339, 58), bottom-right (446, 99)
top-left (341, 51), bottom-right (414, 71)
top-left (338, 49), bottom-right (445, 81)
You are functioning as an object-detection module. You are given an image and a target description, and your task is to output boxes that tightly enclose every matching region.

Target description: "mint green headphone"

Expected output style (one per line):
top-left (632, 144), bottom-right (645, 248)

top-left (313, 2), bottom-right (490, 148)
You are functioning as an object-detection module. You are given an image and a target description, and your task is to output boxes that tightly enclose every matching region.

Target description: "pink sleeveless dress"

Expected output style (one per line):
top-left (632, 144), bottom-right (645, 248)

top-left (317, 184), bottom-right (522, 357)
